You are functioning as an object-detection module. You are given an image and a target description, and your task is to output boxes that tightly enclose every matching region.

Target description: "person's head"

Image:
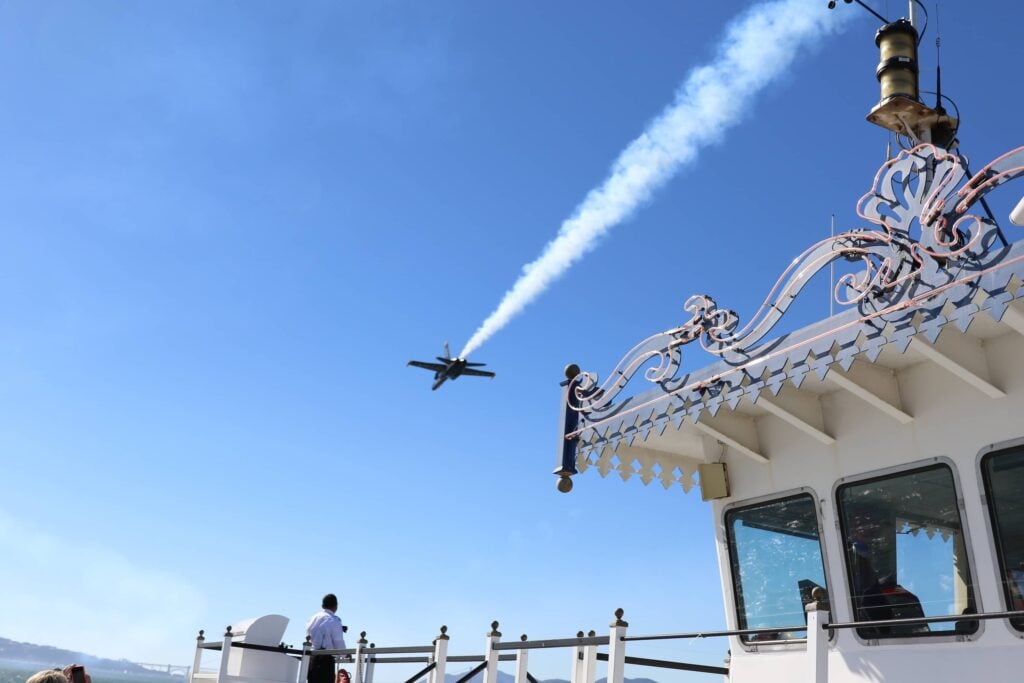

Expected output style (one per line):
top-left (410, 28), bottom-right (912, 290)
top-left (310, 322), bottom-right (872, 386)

top-left (26, 671), bottom-right (68, 683)
top-left (322, 593), bottom-right (338, 611)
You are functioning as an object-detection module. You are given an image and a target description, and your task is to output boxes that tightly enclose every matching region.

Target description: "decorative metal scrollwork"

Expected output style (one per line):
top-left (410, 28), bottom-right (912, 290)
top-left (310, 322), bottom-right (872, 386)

top-left (570, 144), bottom-right (1024, 417)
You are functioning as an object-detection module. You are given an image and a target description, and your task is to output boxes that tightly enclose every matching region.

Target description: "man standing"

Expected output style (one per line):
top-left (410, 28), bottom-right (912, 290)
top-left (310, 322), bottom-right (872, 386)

top-left (306, 593), bottom-right (347, 683)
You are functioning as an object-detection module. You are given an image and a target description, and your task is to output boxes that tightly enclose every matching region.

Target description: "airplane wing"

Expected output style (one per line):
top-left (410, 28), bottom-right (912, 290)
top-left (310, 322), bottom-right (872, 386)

top-left (408, 361), bottom-right (447, 372)
top-left (461, 368), bottom-right (496, 378)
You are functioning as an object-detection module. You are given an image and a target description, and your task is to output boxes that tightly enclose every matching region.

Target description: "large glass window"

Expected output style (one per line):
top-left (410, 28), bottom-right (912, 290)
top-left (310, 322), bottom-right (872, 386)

top-left (837, 464), bottom-right (977, 639)
top-left (726, 494), bottom-right (828, 643)
top-left (981, 446), bottom-right (1024, 630)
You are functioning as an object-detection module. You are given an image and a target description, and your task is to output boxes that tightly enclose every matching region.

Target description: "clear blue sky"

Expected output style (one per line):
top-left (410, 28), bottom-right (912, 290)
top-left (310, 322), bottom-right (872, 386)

top-left (0, 0), bottom-right (1021, 679)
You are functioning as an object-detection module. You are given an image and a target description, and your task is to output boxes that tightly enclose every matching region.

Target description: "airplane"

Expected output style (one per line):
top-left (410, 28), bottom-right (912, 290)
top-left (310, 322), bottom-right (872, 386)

top-left (407, 342), bottom-right (495, 391)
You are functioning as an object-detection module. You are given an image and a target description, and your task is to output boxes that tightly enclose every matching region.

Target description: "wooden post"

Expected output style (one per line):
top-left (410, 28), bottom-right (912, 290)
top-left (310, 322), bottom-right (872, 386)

top-left (514, 635), bottom-right (529, 683)
top-left (806, 592), bottom-right (829, 683)
top-left (483, 621), bottom-right (501, 683)
top-left (569, 632), bottom-right (584, 683)
top-left (429, 626), bottom-right (450, 683)
top-left (353, 631), bottom-right (367, 683)
top-left (605, 610), bottom-right (628, 683)
top-left (189, 630), bottom-right (205, 683)
top-left (364, 643), bottom-right (375, 683)
top-left (582, 631), bottom-right (597, 683)
top-left (298, 636), bottom-right (312, 683)
top-left (218, 626), bottom-right (233, 683)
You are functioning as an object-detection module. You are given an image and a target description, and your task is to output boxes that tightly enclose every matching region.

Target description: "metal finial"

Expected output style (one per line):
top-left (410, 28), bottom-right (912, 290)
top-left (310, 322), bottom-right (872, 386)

top-left (489, 621), bottom-right (501, 637)
top-left (611, 608), bottom-right (628, 628)
top-left (359, 631), bottom-right (368, 645)
top-left (305, 635), bottom-right (313, 647)
top-left (588, 630), bottom-right (596, 638)
top-left (441, 625), bottom-right (448, 635)
top-left (280, 642), bottom-right (285, 649)
top-left (520, 634), bottom-right (528, 642)
top-left (225, 625), bottom-right (233, 636)
top-left (197, 630), bottom-right (205, 640)
top-left (564, 364), bottom-right (581, 380)
top-left (576, 631), bottom-right (584, 638)
top-left (370, 643), bottom-right (375, 649)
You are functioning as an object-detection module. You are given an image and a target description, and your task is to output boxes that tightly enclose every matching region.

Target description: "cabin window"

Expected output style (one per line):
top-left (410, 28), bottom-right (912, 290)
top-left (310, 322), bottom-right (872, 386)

top-left (981, 445), bottom-right (1024, 630)
top-left (836, 464), bottom-right (977, 640)
top-left (725, 494), bottom-right (828, 643)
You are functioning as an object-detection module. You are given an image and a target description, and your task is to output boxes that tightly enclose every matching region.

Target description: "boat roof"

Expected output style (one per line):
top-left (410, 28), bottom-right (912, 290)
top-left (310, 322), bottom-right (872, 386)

top-left (564, 144), bottom-right (1024, 492)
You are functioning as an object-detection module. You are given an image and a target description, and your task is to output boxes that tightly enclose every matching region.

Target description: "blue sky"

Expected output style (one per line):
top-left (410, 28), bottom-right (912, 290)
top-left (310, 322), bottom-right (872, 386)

top-left (0, 0), bottom-right (1022, 679)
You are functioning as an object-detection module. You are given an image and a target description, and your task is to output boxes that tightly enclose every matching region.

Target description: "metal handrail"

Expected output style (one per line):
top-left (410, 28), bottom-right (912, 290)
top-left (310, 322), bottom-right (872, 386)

top-left (492, 636), bottom-right (609, 651)
top-left (622, 625), bottom-right (808, 642)
top-left (595, 653), bottom-right (728, 677)
top-left (231, 643), bottom-right (305, 656)
top-left (364, 646), bottom-right (435, 655)
top-left (822, 608), bottom-right (1024, 631)
top-left (451, 662), bottom-right (487, 683)
top-left (401, 661), bottom-right (436, 683)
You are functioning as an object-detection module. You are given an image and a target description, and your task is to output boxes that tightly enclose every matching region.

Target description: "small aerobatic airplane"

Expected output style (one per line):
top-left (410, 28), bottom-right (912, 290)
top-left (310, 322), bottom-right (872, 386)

top-left (407, 342), bottom-right (495, 391)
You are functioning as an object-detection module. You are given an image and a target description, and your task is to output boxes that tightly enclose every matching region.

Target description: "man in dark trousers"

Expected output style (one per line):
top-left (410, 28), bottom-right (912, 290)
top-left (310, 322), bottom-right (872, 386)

top-left (306, 593), bottom-right (347, 683)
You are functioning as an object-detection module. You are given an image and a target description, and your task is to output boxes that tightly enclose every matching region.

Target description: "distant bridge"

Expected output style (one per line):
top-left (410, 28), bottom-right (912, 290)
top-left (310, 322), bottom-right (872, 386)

top-left (138, 664), bottom-right (191, 677)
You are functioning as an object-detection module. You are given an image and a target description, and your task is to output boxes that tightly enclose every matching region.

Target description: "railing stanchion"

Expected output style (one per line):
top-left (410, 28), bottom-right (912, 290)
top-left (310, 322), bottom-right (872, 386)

top-left (514, 635), bottom-right (529, 683)
top-left (190, 630), bottom-right (205, 683)
top-left (354, 632), bottom-right (368, 683)
top-left (806, 592), bottom-right (829, 683)
top-left (483, 621), bottom-right (501, 683)
top-left (606, 609), bottom-right (628, 683)
top-left (429, 626), bottom-right (450, 683)
top-left (365, 643), bottom-right (376, 683)
top-left (582, 631), bottom-right (597, 683)
top-left (218, 626), bottom-right (234, 683)
top-left (298, 637), bottom-right (312, 683)
top-left (570, 632), bottom-right (584, 683)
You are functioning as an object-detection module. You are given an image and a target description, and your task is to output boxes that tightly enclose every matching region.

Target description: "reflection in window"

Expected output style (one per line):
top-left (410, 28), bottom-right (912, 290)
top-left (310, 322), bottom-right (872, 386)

top-left (837, 464), bottom-right (977, 639)
top-left (981, 446), bottom-right (1024, 630)
top-left (726, 494), bottom-right (827, 643)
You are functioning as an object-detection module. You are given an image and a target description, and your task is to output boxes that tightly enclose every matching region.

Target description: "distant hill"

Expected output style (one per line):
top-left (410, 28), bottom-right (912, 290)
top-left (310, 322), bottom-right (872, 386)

top-left (0, 637), bottom-right (172, 678)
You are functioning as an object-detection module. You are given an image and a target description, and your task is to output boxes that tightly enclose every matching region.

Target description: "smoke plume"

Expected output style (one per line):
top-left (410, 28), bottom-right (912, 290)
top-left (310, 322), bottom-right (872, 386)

top-left (460, 0), bottom-right (849, 358)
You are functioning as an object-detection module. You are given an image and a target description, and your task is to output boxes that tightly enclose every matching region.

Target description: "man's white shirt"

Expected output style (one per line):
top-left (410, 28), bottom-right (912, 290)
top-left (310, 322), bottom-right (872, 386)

top-left (306, 609), bottom-right (346, 650)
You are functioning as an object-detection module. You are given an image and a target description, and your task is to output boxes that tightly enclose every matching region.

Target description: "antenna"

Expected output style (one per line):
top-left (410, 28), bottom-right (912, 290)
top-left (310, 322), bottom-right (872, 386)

top-left (827, 0), bottom-right (890, 24)
top-left (934, 4), bottom-right (943, 112)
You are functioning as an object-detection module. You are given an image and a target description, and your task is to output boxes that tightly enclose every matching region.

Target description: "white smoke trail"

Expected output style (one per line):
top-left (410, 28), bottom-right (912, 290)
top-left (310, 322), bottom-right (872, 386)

top-left (461, 0), bottom-right (850, 358)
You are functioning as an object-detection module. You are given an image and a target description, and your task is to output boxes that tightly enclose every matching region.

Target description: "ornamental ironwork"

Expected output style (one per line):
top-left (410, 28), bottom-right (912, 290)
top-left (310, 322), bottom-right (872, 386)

top-left (566, 144), bottom-right (1024, 423)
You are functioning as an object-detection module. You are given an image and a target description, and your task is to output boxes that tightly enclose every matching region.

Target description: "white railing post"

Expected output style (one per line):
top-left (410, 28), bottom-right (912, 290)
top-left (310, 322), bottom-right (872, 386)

top-left (514, 634), bottom-right (529, 683)
top-left (582, 631), bottom-right (597, 683)
top-left (483, 621), bottom-right (501, 683)
top-left (429, 626), bottom-right (450, 683)
top-left (806, 591), bottom-right (830, 683)
top-left (190, 630), bottom-right (205, 683)
top-left (569, 631), bottom-right (584, 683)
top-left (353, 631), bottom-right (367, 683)
top-left (606, 609), bottom-right (628, 683)
top-left (298, 636), bottom-right (312, 683)
top-left (218, 626), bottom-right (234, 683)
top-left (364, 642), bottom-right (375, 683)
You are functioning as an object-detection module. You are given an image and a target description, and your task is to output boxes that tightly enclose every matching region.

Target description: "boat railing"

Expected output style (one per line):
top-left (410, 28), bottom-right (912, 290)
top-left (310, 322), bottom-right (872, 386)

top-left (192, 605), bottom-right (1024, 683)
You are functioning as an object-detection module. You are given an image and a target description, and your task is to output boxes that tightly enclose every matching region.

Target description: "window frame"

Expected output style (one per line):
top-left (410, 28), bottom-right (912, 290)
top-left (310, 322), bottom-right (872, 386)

top-left (833, 457), bottom-right (984, 645)
top-left (977, 436), bottom-right (1024, 638)
top-left (722, 487), bottom-right (831, 652)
